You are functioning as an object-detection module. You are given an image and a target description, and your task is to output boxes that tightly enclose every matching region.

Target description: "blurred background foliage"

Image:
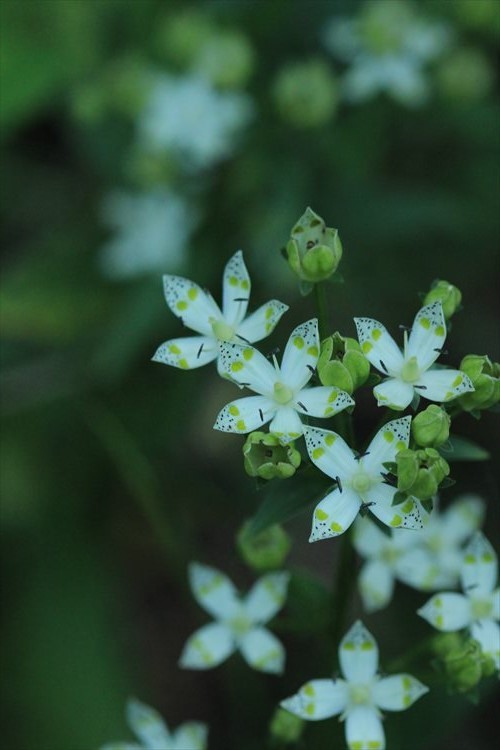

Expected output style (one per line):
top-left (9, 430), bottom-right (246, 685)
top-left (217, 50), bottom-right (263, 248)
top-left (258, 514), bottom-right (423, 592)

top-left (1, 1), bottom-right (499, 748)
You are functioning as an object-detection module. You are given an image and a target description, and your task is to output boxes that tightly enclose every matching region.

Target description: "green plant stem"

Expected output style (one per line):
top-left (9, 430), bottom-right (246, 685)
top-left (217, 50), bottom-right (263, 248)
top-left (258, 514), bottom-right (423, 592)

top-left (329, 530), bottom-right (357, 658)
top-left (386, 635), bottom-right (437, 673)
top-left (313, 281), bottom-right (329, 340)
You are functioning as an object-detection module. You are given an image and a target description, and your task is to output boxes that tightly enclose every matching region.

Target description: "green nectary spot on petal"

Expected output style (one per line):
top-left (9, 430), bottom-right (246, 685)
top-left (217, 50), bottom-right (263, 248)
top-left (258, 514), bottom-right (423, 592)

top-left (396, 440), bottom-right (406, 451)
top-left (368, 741), bottom-right (382, 749)
top-left (403, 695), bottom-right (412, 707)
top-left (229, 405), bottom-right (240, 416)
top-left (304, 703), bottom-right (315, 716)
top-left (294, 336), bottom-right (305, 349)
top-left (324, 407), bottom-right (334, 415)
top-left (307, 345), bottom-right (319, 357)
top-left (331, 521), bottom-right (343, 533)
top-left (362, 341), bottom-right (373, 354)
top-left (390, 514), bottom-right (402, 527)
top-left (383, 431), bottom-right (394, 443)
top-left (401, 500), bottom-right (414, 514)
top-left (169, 344), bottom-right (181, 354)
top-left (232, 361), bottom-right (244, 372)
top-left (444, 391), bottom-right (454, 400)
top-left (312, 447), bottom-right (324, 459)
top-left (343, 641), bottom-right (355, 651)
top-left (350, 743), bottom-right (363, 750)
top-left (482, 552), bottom-right (494, 562)
top-left (361, 640), bottom-right (374, 650)
top-left (328, 389), bottom-right (339, 403)
top-left (325, 434), bottom-right (336, 446)
top-left (265, 307), bottom-right (273, 319)
top-left (188, 287), bottom-right (198, 300)
top-left (315, 509), bottom-right (328, 520)
top-left (435, 325), bottom-right (445, 336)
top-left (464, 554), bottom-right (476, 564)
top-left (452, 375), bottom-right (463, 387)
top-left (236, 419), bottom-right (247, 431)
top-left (229, 276), bottom-right (238, 286)
top-left (241, 279), bottom-right (250, 290)
top-left (177, 300), bottom-right (188, 311)
top-left (303, 683), bottom-right (315, 697)
top-left (372, 328), bottom-right (382, 341)
top-left (420, 317), bottom-right (431, 329)
top-left (243, 349), bottom-right (254, 361)
top-left (434, 597), bottom-right (442, 607)
top-left (436, 614), bottom-right (444, 627)
top-left (179, 358), bottom-right (189, 369)
top-left (403, 676), bottom-right (412, 689)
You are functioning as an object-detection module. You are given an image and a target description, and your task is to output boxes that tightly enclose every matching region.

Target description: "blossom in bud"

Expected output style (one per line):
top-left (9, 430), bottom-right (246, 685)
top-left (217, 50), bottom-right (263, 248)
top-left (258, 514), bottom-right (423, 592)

top-left (441, 639), bottom-right (484, 693)
top-left (192, 31), bottom-right (255, 89)
top-left (157, 10), bottom-right (216, 67)
top-left (237, 521), bottom-right (291, 572)
top-left (396, 448), bottom-right (450, 501)
top-left (411, 405), bottom-right (450, 448)
top-left (243, 432), bottom-right (301, 480)
top-left (458, 354), bottom-right (500, 412)
top-left (318, 333), bottom-right (370, 394)
top-left (423, 280), bottom-right (462, 319)
top-left (437, 49), bottom-right (494, 103)
top-left (432, 632), bottom-right (464, 659)
top-left (286, 208), bottom-right (342, 283)
top-left (269, 707), bottom-right (304, 744)
top-left (273, 59), bottom-right (338, 129)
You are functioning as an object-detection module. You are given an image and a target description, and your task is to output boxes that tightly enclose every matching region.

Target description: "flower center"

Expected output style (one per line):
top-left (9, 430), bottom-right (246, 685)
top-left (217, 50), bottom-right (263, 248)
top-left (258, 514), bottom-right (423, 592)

top-left (349, 683), bottom-right (372, 706)
top-left (380, 546), bottom-right (401, 565)
top-left (470, 596), bottom-right (493, 621)
top-left (228, 614), bottom-right (252, 636)
top-left (211, 318), bottom-right (235, 342)
top-left (273, 381), bottom-right (294, 405)
top-left (351, 471), bottom-right (373, 494)
top-left (401, 356), bottom-right (420, 384)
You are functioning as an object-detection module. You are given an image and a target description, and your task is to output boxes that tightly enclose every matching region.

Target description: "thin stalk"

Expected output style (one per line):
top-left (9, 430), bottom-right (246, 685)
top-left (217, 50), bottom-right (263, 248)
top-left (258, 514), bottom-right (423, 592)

top-left (313, 281), bottom-right (330, 340)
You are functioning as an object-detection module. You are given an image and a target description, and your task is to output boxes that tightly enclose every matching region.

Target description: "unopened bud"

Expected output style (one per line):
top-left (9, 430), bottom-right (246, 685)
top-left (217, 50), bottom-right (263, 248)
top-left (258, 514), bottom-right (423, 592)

top-left (269, 707), bottom-right (304, 744)
top-left (243, 432), bottom-right (301, 480)
top-left (286, 208), bottom-right (342, 283)
top-left (317, 333), bottom-right (370, 394)
top-left (237, 521), bottom-right (291, 572)
top-left (412, 405), bottom-right (450, 448)
top-left (459, 354), bottom-right (500, 412)
top-left (442, 639), bottom-right (483, 693)
top-left (396, 448), bottom-right (450, 501)
top-left (273, 59), bottom-right (338, 129)
top-left (423, 280), bottom-right (462, 319)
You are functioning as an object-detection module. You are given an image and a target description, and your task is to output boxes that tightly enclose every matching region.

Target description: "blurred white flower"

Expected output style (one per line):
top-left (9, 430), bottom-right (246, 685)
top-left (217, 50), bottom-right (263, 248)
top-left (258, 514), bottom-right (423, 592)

top-left (99, 189), bottom-right (197, 279)
top-left (138, 73), bottom-right (254, 170)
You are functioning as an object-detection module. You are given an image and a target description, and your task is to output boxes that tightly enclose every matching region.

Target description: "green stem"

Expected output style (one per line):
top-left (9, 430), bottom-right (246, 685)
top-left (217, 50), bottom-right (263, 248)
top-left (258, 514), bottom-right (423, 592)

top-left (313, 281), bottom-right (329, 340)
top-left (386, 635), bottom-right (437, 673)
top-left (329, 530), bottom-right (357, 658)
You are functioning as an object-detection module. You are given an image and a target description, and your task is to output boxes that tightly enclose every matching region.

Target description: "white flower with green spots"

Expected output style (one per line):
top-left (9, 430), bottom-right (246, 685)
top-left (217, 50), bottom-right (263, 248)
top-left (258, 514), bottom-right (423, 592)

top-left (100, 697), bottom-right (207, 750)
top-left (180, 563), bottom-right (289, 674)
top-left (281, 620), bottom-right (428, 750)
top-left (418, 532), bottom-right (500, 670)
top-left (304, 416), bottom-right (423, 541)
top-left (152, 250), bottom-right (288, 374)
top-left (354, 494), bottom-right (485, 612)
top-left (354, 302), bottom-right (474, 410)
top-left (214, 318), bottom-right (354, 444)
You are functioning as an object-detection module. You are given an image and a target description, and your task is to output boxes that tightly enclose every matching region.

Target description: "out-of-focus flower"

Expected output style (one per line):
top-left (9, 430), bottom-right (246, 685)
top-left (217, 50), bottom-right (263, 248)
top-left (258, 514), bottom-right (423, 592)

top-left (437, 48), bottom-right (495, 102)
top-left (272, 59), bottom-right (338, 128)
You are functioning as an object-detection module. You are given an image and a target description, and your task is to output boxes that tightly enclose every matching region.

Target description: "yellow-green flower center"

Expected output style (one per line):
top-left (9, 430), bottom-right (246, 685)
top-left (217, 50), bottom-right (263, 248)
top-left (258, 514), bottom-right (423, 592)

top-left (351, 471), bottom-right (373, 494)
top-left (470, 597), bottom-right (493, 620)
top-left (228, 614), bottom-right (252, 636)
top-left (211, 319), bottom-right (235, 342)
top-left (349, 683), bottom-right (372, 705)
top-left (401, 356), bottom-right (420, 384)
top-left (274, 382), bottom-right (294, 405)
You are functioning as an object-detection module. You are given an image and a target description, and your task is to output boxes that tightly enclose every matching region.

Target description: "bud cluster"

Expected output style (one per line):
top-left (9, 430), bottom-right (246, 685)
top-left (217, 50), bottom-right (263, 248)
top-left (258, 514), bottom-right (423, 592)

top-left (317, 332), bottom-right (370, 394)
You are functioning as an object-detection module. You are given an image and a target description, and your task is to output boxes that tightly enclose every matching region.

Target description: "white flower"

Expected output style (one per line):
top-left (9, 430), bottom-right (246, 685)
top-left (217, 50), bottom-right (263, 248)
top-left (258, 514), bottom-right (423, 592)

top-left (100, 697), bottom-right (207, 750)
top-left (304, 416), bottom-right (423, 541)
top-left (418, 532), bottom-right (500, 670)
top-left (354, 494), bottom-right (485, 612)
top-left (214, 319), bottom-right (354, 444)
top-left (354, 302), bottom-right (474, 410)
top-left (152, 250), bottom-right (288, 374)
top-left (180, 563), bottom-right (289, 674)
top-left (99, 190), bottom-right (197, 280)
top-left (138, 73), bottom-right (253, 170)
top-left (281, 620), bottom-right (428, 750)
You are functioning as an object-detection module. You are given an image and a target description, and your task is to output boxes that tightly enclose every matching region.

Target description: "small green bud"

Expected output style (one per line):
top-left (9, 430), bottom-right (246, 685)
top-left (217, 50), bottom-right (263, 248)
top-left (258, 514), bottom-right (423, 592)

top-left (317, 333), bottom-right (370, 393)
top-left (459, 354), bottom-right (500, 411)
top-left (442, 639), bottom-right (483, 693)
top-left (243, 432), bottom-right (301, 480)
top-left (432, 632), bottom-right (464, 659)
top-left (423, 280), bottom-right (462, 319)
top-left (237, 520), bottom-right (291, 572)
top-left (412, 405), bottom-right (451, 448)
top-left (269, 707), bottom-right (304, 744)
top-left (156, 10), bottom-right (216, 67)
top-left (273, 59), bottom-right (338, 129)
top-left (193, 31), bottom-right (255, 89)
top-left (396, 448), bottom-right (450, 501)
top-left (480, 653), bottom-right (496, 678)
top-left (437, 49), bottom-right (494, 103)
top-left (286, 208), bottom-right (342, 283)
top-left (396, 449), bottom-right (420, 493)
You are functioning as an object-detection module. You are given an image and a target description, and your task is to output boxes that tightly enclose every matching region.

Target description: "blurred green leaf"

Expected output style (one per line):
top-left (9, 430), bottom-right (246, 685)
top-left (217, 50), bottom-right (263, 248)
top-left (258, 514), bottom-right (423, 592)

top-left (439, 435), bottom-right (490, 461)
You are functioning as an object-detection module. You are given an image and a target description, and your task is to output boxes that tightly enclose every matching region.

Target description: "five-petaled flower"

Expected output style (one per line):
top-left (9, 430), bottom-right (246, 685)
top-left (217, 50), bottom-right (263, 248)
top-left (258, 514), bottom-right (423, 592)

top-left (281, 620), bottom-right (428, 750)
top-left (214, 318), bottom-right (354, 444)
top-left (304, 416), bottom-right (423, 541)
top-left (418, 531), bottom-right (500, 670)
top-left (354, 494), bottom-right (485, 612)
top-left (100, 697), bottom-right (208, 750)
top-left (354, 302), bottom-right (474, 410)
top-left (180, 562), bottom-right (289, 674)
top-left (153, 250), bottom-right (288, 374)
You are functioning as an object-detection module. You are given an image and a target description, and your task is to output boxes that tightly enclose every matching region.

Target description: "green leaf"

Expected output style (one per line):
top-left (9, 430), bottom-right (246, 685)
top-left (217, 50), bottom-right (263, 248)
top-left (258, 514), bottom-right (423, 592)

top-left (248, 474), bottom-right (328, 535)
top-left (277, 568), bottom-right (330, 634)
top-left (438, 435), bottom-right (490, 462)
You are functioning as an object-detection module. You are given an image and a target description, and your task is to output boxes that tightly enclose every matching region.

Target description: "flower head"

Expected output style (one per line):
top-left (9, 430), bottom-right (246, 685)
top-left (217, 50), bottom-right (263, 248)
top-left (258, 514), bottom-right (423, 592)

top-left (180, 563), bottom-right (289, 674)
top-left (418, 531), bottom-right (500, 670)
top-left (153, 250), bottom-right (288, 374)
top-left (281, 620), bottom-right (428, 750)
top-left (214, 319), bottom-right (354, 444)
top-left (354, 302), bottom-right (474, 410)
top-left (304, 416), bottom-right (423, 541)
top-left (100, 697), bottom-right (208, 750)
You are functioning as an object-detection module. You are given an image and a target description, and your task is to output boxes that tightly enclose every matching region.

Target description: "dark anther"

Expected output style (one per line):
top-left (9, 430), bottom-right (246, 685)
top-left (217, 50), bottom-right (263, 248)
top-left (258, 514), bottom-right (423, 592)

top-left (233, 297), bottom-right (249, 302)
top-left (266, 347), bottom-right (280, 360)
top-left (398, 324), bottom-right (411, 331)
top-left (414, 384), bottom-right (427, 390)
top-left (197, 343), bottom-right (204, 359)
top-left (259, 408), bottom-right (264, 422)
top-left (236, 334), bottom-right (251, 344)
top-left (434, 347), bottom-right (448, 355)
top-left (306, 240), bottom-right (318, 249)
top-left (297, 401), bottom-right (308, 412)
top-left (464, 583), bottom-right (479, 592)
top-left (306, 364), bottom-right (315, 374)
top-left (335, 476), bottom-right (343, 493)
top-left (239, 382), bottom-right (251, 387)
top-left (361, 501), bottom-right (375, 509)
top-left (355, 450), bottom-right (370, 461)
top-left (379, 360), bottom-right (388, 373)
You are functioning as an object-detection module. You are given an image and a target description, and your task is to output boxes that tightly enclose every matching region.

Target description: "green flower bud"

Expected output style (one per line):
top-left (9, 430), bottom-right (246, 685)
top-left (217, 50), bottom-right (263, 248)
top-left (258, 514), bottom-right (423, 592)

top-left (286, 208), bottom-right (342, 283)
top-left (243, 432), bottom-right (301, 480)
top-left (396, 449), bottom-right (420, 493)
top-left (156, 10), bottom-right (216, 67)
top-left (193, 32), bottom-right (255, 89)
top-left (437, 49), bottom-right (494, 103)
top-left (480, 653), bottom-right (497, 678)
top-left (423, 280), bottom-right (462, 319)
top-left (432, 632), bottom-right (464, 659)
top-left (412, 405), bottom-right (451, 448)
top-left (442, 639), bottom-right (483, 693)
top-left (269, 707), bottom-right (304, 744)
top-left (459, 354), bottom-right (500, 411)
top-left (237, 521), bottom-right (291, 572)
top-left (396, 448), bottom-right (450, 501)
top-left (273, 59), bottom-right (338, 129)
top-left (317, 333), bottom-right (370, 393)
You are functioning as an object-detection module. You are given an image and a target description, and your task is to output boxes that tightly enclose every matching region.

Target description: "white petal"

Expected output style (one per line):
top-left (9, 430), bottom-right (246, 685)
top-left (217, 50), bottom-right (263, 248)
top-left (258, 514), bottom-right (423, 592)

top-left (493, 588), bottom-right (500, 621)
top-left (354, 316), bottom-right (404, 375)
top-left (373, 378), bottom-right (414, 410)
top-left (339, 621), bottom-right (378, 682)
top-left (243, 572), bottom-right (290, 624)
top-left (470, 620), bottom-right (500, 670)
top-left (397, 547), bottom-right (450, 591)
top-left (417, 592), bottom-right (472, 631)
top-left (367, 484), bottom-right (424, 531)
top-left (126, 698), bottom-right (171, 749)
top-left (406, 302), bottom-right (446, 372)
top-left (362, 416), bottom-right (411, 475)
top-left (418, 368), bottom-right (474, 403)
top-left (189, 562), bottom-right (240, 620)
top-left (269, 406), bottom-right (304, 444)
top-left (238, 626), bottom-right (286, 673)
top-left (280, 678), bottom-right (348, 721)
top-left (373, 674), bottom-right (428, 712)
top-left (222, 250), bottom-right (251, 327)
top-left (152, 336), bottom-right (217, 370)
top-left (460, 532), bottom-right (498, 596)
top-left (163, 275), bottom-right (221, 336)
top-left (100, 744), bottom-right (142, 750)
top-left (280, 319), bottom-right (320, 390)
top-left (352, 516), bottom-right (387, 558)
top-left (441, 495), bottom-right (485, 545)
top-left (213, 395), bottom-right (275, 434)
top-left (358, 559), bottom-right (395, 613)
top-left (310, 488), bottom-right (361, 542)
top-left (172, 723), bottom-right (208, 750)
top-left (217, 342), bottom-right (277, 395)
top-left (345, 706), bottom-right (385, 750)
top-left (294, 386), bottom-right (354, 419)
top-left (179, 622), bottom-right (235, 669)
top-left (303, 426), bottom-right (357, 481)
top-left (235, 300), bottom-right (288, 343)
